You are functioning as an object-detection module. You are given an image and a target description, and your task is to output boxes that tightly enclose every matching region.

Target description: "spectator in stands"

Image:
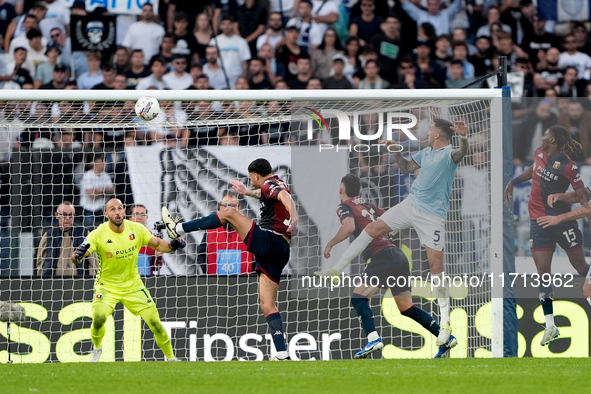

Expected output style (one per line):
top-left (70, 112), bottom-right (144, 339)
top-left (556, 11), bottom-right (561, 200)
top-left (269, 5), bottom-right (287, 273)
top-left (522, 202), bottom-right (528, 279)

top-left (194, 12), bottom-right (213, 64)
top-left (415, 40), bottom-right (445, 87)
top-left (322, 54), bottom-right (352, 89)
top-left (80, 155), bottom-right (114, 228)
top-left (256, 12), bottom-right (284, 52)
top-left (476, 6), bottom-right (511, 38)
top-left (306, 77), bottom-right (322, 89)
top-left (287, 54), bottom-right (313, 89)
top-left (163, 54), bottom-right (194, 90)
top-left (500, 0), bottom-right (534, 46)
top-left (555, 66), bottom-right (587, 98)
top-left (451, 27), bottom-right (476, 56)
top-left (189, 62), bottom-right (203, 81)
top-left (287, 0), bottom-right (321, 53)
top-left (113, 46), bottom-right (130, 73)
top-left (445, 59), bottom-right (475, 88)
top-left (311, 0), bottom-right (339, 42)
top-left (112, 73), bottom-right (128, 91)
top-left (357, 59), bottom-right (389, 89)
top-left (39, 0), bottom-right (70, 41)
top-left (190, 74), bottom-right (211, 90)
top-left (237, 0), bottom-right (267, 57)
top-left (34, 42), bottom-right (59, 88)
top-left (450, 40), bottom-right (475, 78)
top-left (559, 34), bottom-right (591, 81)
top-left (494, 31), bottom-right (526, 70)
top-left (470, 36), bottom-right (494, 77)
top-left (370, 13), bottom-right (404, 86)
top-left (343, 36), bottom-right (361, 82)
top-left (433, 34), bottom-right (452, 71)
top-left (248, 57), bottom-right (274, 90)
top-left (558, 99), bottom-right (591, 161)
top-left (258, 43), bottom-right (286, 84)
top-left (274, 78), bottom-right (289, 89)
top-left (77, 51), bottom-right (103, 90)
top-left (514, 99), bottom-right (556, 165)
top-left (22, 28), bottom-right (47, 75)
top-left (514, 57), bottom-right (536, 98)
top-left (47, 25), bottom-right (87, 79)
top-left (36, 201), bottom-right (97, 277)
top-left (521, 15), bottom-right (560, 70)
top-left (91, 64), bottom-right (116, 89)
top-left (171, 11), bottom-right (199, 66)
top-left (349, 0), bottom-right (383, 45)
top-left (209, 14), bottom-right (250, 89)
top-left (573, 22), bottom-right (591, 57)
top-left (202, 45), bottom-right (228, 89)
top-left (311, 28), bottom-right (344, 80)
top-left (7, 47), bottom-right (33, 88)
top-left (125, 49), bottom-right (150, 89)
top-left (123, 3), bottom-right (165, 65)
top-left (534, 47), bottom-right (562, 95)
top-left (150, 33), bottom-right (175, 69)
top-left (127, 203), bottom-right (163, 275)
top-left (38, 63), bottom-right (68, 89)
top-left (400, 0), bottom-right (462, 36)
top-left (197, 192), bottom-right (254, 275)
top-left (395, 55), bottom-right (428, 89)
top-left (0, 1), bottom-right (17, 41)
top-left (136, 57), bottom-right (170, 90)
top-left (276, 24), bottom-right (303, 80)
top-left (5, 4), bottom-right (45, 53)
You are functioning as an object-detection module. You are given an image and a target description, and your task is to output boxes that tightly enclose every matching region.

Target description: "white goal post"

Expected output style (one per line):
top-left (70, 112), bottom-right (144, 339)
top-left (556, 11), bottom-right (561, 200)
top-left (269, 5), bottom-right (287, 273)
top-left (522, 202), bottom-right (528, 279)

top-left (0, 89), bottom-right (506, 362)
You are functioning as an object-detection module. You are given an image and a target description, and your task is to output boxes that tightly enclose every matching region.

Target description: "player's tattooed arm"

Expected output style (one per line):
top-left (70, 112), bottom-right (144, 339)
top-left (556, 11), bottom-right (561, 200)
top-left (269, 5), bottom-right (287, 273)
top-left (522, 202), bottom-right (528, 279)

top-left (231, 180), bottom-right (261, 199)
top-left (245, 189), bottom-right (261, 199)
top-left (394, 151), bottom-right (420, 174)
top-left (451, 121), bottom-right (468, 164)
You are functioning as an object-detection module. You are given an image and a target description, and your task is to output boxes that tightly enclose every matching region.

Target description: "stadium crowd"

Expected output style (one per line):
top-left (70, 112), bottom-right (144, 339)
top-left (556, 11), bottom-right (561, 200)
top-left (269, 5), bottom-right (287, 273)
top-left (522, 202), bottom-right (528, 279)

top-left (0, 0), bottom-right (591, 276)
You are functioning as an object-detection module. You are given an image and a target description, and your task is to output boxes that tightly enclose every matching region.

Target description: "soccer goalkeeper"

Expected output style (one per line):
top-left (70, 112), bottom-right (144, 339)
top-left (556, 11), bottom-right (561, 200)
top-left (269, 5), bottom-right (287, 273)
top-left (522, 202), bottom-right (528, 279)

top-left (72, 198), bottom-right (187, 362)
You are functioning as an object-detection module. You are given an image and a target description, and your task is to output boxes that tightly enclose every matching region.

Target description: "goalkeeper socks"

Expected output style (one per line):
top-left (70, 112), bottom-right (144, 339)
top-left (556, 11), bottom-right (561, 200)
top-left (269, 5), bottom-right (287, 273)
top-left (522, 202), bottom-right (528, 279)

top-left (333, 230), bottom-right (374, 272)
top-left (266, 312), bottom-right (287, 352)
top-left (351, 296), bottom-right (376, 336)
top-left (90, 323), bottom-right (105, 349)
top-left (155, 331), bottom-right (175, 360)
top-left (433, 272), bottom-right (450, 325)
top-left (539, 284), bottom-right (554, 326)
top-left (401, 305), bottom-right (441, 337)
top-left (180, 213), bottom-right (222, 233)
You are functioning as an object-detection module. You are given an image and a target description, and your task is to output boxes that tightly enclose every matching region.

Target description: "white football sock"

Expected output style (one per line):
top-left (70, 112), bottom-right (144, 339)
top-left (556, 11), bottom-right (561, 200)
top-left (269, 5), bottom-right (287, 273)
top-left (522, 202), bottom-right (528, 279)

top-left (433, 272), bottom-right (450, 325)
top-left (368, 331), bottom-right (379, 342)
top-left (276, 350), bottom-right (289, 360)
top-left (175, 223), bottom-right (185, 235)
top-left (332, 230), bottom-right (374, 272)
top-left (544, 314), bottom-right (555, 327)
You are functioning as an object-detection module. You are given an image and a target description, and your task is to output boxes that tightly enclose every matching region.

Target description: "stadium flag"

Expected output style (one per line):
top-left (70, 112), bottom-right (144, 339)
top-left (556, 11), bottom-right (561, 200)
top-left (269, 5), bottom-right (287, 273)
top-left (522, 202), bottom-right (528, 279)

top-left (71, 15), bottom-right (117, 54)
top-left (538, 0), bottom-right (591, 22)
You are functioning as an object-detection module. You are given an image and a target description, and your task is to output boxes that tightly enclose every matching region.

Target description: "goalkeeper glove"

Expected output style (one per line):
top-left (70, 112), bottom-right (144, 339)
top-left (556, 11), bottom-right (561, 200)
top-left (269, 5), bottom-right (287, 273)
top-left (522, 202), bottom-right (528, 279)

top-left (74, 243), bottom-right (90, 262)
top-left (169, 238), bottom-right (186, 251)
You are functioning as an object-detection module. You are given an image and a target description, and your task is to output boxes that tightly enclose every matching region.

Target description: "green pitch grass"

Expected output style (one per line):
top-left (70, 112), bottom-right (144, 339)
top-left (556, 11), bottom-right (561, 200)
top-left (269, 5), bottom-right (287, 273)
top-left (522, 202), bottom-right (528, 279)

top-left (2, 358), bottom-right (590, 394)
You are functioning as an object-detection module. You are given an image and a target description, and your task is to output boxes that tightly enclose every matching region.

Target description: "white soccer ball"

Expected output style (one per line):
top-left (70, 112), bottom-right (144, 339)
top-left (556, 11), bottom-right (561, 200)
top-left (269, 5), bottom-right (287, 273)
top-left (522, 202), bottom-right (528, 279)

top-left (135, 96), bottom-right (160, 121)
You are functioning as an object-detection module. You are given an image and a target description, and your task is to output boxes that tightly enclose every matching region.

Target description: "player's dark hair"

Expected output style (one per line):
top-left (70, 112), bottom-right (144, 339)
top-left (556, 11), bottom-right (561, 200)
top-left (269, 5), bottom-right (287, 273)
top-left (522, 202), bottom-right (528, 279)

top-left (248, 158), bottom-right (273, 176)
top-left (126, 203), bottom-right (147, 216)
top-left (341, 173), bottom-right (361, 197)
top-left (548, 125), bottom-right (583, 161)
top-left (433, 118), bottom-right (455, 140)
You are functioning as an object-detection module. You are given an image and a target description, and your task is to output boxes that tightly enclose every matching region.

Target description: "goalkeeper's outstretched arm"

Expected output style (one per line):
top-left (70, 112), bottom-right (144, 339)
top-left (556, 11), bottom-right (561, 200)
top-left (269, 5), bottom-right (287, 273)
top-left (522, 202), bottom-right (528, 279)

top-left (149, 237), bottom-right (186, 253)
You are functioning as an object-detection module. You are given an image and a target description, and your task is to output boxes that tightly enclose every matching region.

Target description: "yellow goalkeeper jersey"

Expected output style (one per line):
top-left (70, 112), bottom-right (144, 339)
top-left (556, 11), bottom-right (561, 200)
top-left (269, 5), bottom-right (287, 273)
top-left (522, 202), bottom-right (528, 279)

top-left (85, 220), bottom-right (153, 293)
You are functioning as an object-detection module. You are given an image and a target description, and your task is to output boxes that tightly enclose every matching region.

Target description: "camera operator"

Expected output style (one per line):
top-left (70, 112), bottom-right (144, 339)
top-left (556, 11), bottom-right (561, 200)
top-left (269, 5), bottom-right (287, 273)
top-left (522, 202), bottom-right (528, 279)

top-left (127, 203), bottom-right (163, 275)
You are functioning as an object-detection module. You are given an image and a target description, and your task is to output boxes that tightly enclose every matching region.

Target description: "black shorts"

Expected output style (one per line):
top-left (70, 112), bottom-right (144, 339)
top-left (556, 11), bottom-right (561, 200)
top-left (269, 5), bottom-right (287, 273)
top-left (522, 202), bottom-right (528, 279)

top-left (530, 220), bottom-right (583, 252)
top-left (364, 247), bottom-right (411, 296)
top-left (244, 222), bottom-right (290, 284)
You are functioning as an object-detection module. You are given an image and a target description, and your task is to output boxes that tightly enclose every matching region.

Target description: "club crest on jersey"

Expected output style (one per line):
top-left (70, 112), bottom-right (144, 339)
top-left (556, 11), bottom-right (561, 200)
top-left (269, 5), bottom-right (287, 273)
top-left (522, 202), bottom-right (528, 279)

top-left (129, 233), bottom-right (135, 240)
top-left (95, 293), bottom-right (102, 299)
top-left (553, 161), bottom-right (560, 169)
top-left (106, 252), bottom-right (113, 259)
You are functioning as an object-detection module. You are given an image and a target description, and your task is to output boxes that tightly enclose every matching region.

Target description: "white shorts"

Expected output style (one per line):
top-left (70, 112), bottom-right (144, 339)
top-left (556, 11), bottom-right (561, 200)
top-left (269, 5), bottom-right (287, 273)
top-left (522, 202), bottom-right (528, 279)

top-left (379, 199), bottom-right (446, 251)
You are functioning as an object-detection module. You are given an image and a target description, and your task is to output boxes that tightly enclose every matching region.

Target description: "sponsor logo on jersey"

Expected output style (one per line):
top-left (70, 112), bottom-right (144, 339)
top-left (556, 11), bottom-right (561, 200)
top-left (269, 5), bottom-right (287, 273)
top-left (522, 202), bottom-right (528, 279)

top-left (529, 239), bottom-right (533, 248)
top-left (553, 161), bottom-right (560, 169)
top-left (107, 239), bottom-right (112, 243)
top-left (129, 233), bottom-right (135, 240)
top-left (538, 153), bottom-right (544, 158)
top-left (106, 252), bottom-right (113, 259)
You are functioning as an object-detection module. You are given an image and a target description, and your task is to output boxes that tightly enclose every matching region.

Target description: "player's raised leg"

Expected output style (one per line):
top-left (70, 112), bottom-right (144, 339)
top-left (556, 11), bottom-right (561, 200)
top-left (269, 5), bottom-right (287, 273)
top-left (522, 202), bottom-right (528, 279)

top-left (259, 273), bottom-right (289, 360)
top-left (533, 250), bottom-right (560, 345)
top-left (139, 306), bottom-right (179, 361)
top-left (89, 302), bottom-right (113, 362)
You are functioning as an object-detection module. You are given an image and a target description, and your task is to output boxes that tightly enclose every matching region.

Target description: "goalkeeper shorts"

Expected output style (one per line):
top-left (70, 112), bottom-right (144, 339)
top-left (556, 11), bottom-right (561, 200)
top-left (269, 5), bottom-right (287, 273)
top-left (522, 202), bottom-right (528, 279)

top-left (244, 222), bottom-right (290, 284)
top-left (92, 285), bottom-right (155, 316)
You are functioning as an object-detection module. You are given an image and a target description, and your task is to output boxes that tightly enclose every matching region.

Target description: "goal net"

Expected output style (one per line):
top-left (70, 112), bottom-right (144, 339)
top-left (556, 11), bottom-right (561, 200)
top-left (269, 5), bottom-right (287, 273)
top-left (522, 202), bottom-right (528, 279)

top-left (0, 89), bottom-right (504, 363)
